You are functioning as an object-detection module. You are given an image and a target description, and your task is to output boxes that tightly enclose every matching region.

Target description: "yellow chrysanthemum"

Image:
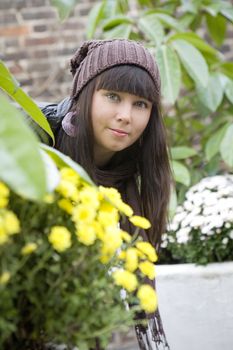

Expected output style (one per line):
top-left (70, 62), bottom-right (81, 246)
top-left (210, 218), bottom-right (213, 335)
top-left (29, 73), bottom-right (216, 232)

top-left (97, 210), bottom-right (119, 228)
top-left (56, 180), bottom-right (79, 202)
top-left (113, 269), bottom-right (138, 292)
top-left (72, 204), bottom-right (96, 224)
top-left (137, 284), bottom-right (158, 313)
top-left (99, 200), bottom-right (115, 213)
top-left (76, 224), bottom-right (96, 246)
top-left (60, 167), bottom-right (80, 185)
top-left (117, 202), bottom-right (133, 217)
top-left (4, 211), bottom-right (20, 235)
top-left (48, 226), bottom-right (71, 252)
top-left (101, 226), bottom-right (123, 254)
top-left (92, 221), bottom-right (105, 240)
top-left (129, 215), bottom-right (151, 229)
top-left (21, 242), bottom-right (38, 255)
top-left (98, 186), bottom-right (122, 206)
top-left (58, 198), bottom-right (74, 214)
top-left (125, 248), bottom-right (138, 272)
top-left (0, 271), bottom-right (11, 285)
top-left (79, 186), bottom-right (99, 209)
top-left (136, 242), bottom-right (158, 262)
top-left (138, 261), bottom-right (156, 280)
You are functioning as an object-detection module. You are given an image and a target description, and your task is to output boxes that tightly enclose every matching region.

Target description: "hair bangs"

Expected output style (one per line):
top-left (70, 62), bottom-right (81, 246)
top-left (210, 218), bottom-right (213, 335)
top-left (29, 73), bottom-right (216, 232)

top-left (96, 65), bottom-right (157, 103)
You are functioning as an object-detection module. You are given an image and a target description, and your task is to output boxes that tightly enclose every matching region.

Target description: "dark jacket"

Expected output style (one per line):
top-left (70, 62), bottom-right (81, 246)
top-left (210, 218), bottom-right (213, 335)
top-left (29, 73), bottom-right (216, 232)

top-left (27, 97), bottom-right (71, 145)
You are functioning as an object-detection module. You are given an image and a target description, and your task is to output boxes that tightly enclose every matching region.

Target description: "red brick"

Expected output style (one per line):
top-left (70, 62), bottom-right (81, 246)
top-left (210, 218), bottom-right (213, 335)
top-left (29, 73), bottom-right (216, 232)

top-left (0, 25), bottom-right (30, 36)
top-left (25, 36), bottom-right (57, 46)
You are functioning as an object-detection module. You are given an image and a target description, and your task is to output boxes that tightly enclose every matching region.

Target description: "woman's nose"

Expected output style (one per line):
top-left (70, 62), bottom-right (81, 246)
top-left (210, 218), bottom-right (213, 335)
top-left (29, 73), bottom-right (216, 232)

top-left (116, 103), bottom-right (132, 123)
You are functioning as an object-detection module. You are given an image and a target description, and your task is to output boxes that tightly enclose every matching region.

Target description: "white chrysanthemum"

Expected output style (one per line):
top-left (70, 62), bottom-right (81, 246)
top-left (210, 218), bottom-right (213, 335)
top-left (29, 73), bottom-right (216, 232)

top-left (229, 230), bottom-right (233, 240)
top-left (176, 228), bottom-right (190, 244)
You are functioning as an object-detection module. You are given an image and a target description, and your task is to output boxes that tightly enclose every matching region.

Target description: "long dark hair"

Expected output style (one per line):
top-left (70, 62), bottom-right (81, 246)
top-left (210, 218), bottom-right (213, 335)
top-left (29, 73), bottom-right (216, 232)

top-left (56, 65), bottom-right (172, 248)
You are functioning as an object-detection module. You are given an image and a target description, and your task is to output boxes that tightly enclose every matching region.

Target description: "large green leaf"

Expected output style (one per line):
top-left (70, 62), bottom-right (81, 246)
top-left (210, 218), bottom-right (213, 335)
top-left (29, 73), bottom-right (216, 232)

top-left (143, 11), bottom-right (183, 31)
top-left (168, 32), bottom-right (219, 56)
top-left (138, 14), bottom-right (164, 46)
top-left (225, 78), bottom-right (233, 104)
top-left (103, 23), bottom-right (131, 39)
top-left (0, 60), bottom-right (55, 145)
top-left (220, 1), bottom-right (233, 22)
top-left (171, 160), bottom-right (190, 186)
top-left (220, 124), bottom-right (233, 167)
top-left (41, 144), bottom-right (94, 186)
top-left (86, 2), bottom-right (105, 39)
top-left (171, 146), bottom-right (197, 160)
top-left (156, 45), bottom-right (181, 104)
top-left (205, 123), bottom-right (229, 161)
top-left (0, 93), bottom-right (46, 200)
top-left (50, 0), bottom-right (77, 20)
top-left (102, 16), bottom-right (133, 31)
top-left (196, 72), bottom-right (224, 112)
top-left (172, 39), bottom-right (209, 87)
top-left (205, 13), bottom-right (226, 46)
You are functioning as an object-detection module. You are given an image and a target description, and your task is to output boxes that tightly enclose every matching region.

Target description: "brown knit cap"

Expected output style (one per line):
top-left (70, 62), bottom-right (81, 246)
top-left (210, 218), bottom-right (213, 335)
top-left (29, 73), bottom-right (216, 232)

top-left (70, 39), bottom-right (161, 99)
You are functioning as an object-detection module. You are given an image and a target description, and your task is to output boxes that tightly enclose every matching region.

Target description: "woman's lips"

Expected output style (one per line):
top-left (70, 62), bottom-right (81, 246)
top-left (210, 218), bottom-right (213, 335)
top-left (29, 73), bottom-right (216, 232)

top-left (109, 128), bottom-right (129, 136)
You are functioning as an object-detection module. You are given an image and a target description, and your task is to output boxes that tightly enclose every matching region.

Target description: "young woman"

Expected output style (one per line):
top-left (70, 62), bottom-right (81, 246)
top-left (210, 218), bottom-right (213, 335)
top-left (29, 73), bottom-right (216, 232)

top-left (39, 39), bottom-right (172, 350)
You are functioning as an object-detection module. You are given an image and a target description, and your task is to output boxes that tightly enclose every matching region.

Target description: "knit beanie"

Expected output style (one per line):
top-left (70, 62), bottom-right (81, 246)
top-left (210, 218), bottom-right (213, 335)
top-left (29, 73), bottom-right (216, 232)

top-left (70, 39), bottom-right (161, 99)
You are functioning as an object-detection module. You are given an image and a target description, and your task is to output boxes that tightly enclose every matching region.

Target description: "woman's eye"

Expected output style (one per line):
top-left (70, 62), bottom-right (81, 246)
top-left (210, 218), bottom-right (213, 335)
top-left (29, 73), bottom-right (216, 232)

top-left (135, 101), bottom-right (148, 109)
top-left (106, 93), bottom-right (119, 102)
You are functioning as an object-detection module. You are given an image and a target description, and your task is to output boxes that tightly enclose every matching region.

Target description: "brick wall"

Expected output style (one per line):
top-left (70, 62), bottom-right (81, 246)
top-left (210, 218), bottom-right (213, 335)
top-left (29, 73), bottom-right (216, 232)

top-left (0, 0), bottom-right (96, 102)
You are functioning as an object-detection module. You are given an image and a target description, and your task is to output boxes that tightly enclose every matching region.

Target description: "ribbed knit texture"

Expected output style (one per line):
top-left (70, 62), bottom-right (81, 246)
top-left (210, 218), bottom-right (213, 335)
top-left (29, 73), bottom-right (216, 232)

top-left (70, 39), bottom-right (161, 99)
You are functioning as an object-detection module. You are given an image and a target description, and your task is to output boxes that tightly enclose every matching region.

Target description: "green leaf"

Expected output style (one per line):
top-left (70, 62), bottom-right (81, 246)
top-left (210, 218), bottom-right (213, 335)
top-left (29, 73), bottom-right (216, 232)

top-left (172, 39), bottom-right (209, 87)
top-left (143, 11), bottom-right (183, 31)
top-left (220, 1), bottom-right (233, 22)
top-left (203, 2), bottom-right (222, 16)
top-left (220, 124), bottom-right (233, 167)
top-left (40, 149), bottom-right (60, 192)
top-left (168, 32), bottom-right (219, 57)
top-left (138, 14), bottom-right (164, 46)
top-left (205, 123), bottom-right (229, 161)
top-left (102, 16), bottom-right (133, 31)
top-left (0, 93), bottom-right (46, 200)
top-left (41, 144), bottom-right (94, 186)
top-left (51, 0), bottom-right (77, 21)
top-left (86, 2), bottom-right (105, 39)
top-left (220, 62), bottom-right (233, 80)
top-left (103, 23), bottom-right (131, 39)
top-left (156, 45), bottom-right (181, 104)
top-left (225, 78), bottom-right (233, 104)
top-left (169, 187), bottom-right (177, 219)
top-left (196, 72), bottom-right (224, 112)
top-left (171, 146), bottom-right (197, 160)
top-left (206, 13), bottom-right (227, 46)
top-left (0, 60), bottom-right (55, 145)
top-left (171, 160), bottom-right (190, 186)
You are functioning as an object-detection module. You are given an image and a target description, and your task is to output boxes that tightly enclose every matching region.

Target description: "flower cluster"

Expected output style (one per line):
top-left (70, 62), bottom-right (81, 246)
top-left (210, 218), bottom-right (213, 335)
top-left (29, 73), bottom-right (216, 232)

top-left (160, 175), bottom-right (233, 265)
top-left (0, 166), bottom-right (157, 349)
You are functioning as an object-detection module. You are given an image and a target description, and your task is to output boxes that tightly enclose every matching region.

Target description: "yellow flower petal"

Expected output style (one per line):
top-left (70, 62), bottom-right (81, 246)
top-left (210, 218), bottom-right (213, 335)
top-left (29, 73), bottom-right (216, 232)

top-left (137, 284), bottom-right (158, 313)
top-left (129, 215), bottom-right (151, 229)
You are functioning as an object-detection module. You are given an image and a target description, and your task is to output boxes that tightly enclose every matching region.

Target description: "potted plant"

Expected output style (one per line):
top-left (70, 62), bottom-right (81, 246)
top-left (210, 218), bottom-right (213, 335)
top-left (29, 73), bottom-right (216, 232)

top-left (156, 174), bottom-right (233, 350)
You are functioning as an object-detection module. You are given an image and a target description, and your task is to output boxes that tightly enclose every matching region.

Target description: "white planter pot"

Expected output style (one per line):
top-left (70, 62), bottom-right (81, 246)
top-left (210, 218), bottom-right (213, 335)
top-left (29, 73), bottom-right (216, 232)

top-left (156, 262), bottom-right (233, 350)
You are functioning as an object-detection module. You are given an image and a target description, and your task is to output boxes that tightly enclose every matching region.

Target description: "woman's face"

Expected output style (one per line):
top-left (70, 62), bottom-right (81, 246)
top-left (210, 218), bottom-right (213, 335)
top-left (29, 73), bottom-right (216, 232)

top-left (91, 89), bottom-right (152, 166)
